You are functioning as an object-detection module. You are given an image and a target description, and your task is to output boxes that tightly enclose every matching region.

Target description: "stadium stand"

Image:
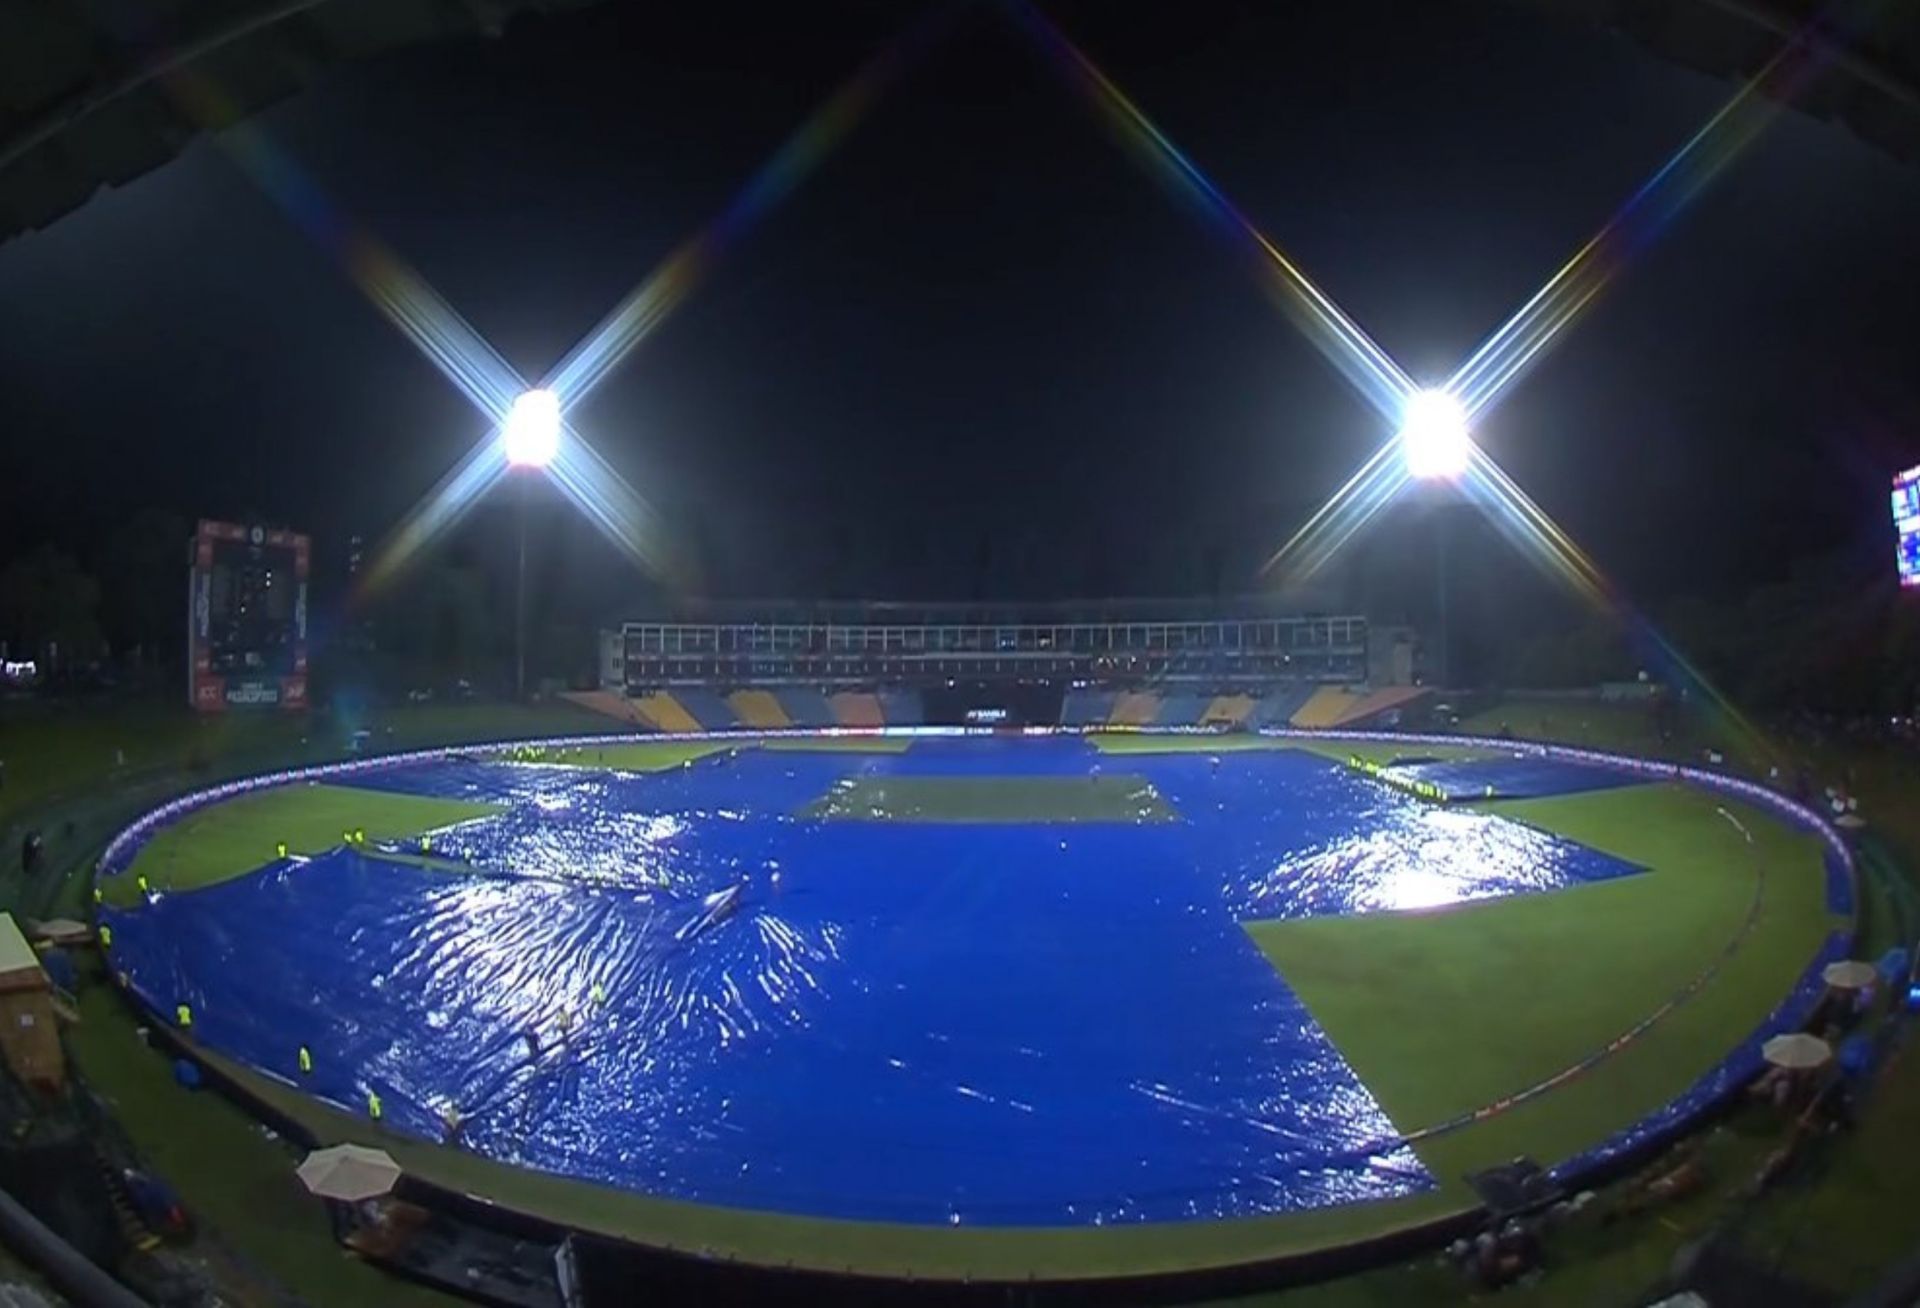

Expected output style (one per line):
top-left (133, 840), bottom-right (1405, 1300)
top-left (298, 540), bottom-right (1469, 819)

top-left (922, 681), bottom-right (1066, 725)
top-left (878, 687), bottom-right (924, 726)
top-left (1325, 686), bottom-right (1430, 728)
top-left (1151, 691), bottom-right (1212, 728)
top-left (619, 604), bottom-right (1370, 692)
top-left (609, 603), bottom-right (1383, 728)
top-left (727, 689), bottom-right (791, 730)
top-left (668, 687), bottom-right (739, 731)
top-left (559, 690), bottom-right (655, 726)
top-left (829, 691), bottom-right (885, 728)
top-left (633, 692), bottom-right (701, 733)
top-left (1201, 693), bottom-right (1254, 728)
top-left (775, 688), bottom-right (837, 728)
top-left (1108, 691), bottom-right (1161, 727)
top-left (1060, 688), bottom-right (1117, 726)
top-left (1245, 684), bottom-right (1317, 728)
top-left (1290, 686), bottom-right (1360, 728)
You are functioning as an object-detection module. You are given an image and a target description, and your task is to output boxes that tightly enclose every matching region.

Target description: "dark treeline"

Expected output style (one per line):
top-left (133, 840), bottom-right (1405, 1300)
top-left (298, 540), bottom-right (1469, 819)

top-left (1502, 546), bottom-right (1920, 717)
top-left (0, 513), bottom-right (598, 697)
top-left (4, 509), bottom-right (1916, 716)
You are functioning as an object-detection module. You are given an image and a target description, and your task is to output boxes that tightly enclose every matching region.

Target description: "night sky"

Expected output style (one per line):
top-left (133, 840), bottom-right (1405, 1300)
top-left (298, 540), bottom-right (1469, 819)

top-left (2, 0), bottom-right (1918, 629)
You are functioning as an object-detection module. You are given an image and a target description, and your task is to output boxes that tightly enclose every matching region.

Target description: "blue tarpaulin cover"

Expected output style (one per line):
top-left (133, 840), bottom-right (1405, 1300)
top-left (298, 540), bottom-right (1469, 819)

top-left (1380, 755), bottom-right (1645, 801)
top-left (103, 739), bottom-right (1679, 1226)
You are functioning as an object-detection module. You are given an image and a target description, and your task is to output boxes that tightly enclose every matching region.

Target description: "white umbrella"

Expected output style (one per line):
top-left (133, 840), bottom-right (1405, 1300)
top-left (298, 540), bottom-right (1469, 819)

top-left (1823, 960), bottom-right (1878, 990)
top-left (296, 1144), bottom-right (401, 1201)
top-left (31, 919), bottom-right (91, 947)
top-left (1762, 1033), bottom-right (1832, 1071)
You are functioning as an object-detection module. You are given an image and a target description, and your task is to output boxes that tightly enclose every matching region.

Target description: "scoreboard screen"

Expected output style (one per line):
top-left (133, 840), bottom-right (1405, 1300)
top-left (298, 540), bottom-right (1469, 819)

top-left (1895, 466), bottom-right (1920, 590)
top-left (188, 520), bottom-right (309, 711)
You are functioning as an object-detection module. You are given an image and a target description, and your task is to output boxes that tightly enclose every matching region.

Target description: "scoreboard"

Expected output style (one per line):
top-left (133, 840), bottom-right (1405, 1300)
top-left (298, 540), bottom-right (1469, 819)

top-left (1895, 466), bottom-right (1920, 590)
top-left (187, 520), bottom-right (310, 712)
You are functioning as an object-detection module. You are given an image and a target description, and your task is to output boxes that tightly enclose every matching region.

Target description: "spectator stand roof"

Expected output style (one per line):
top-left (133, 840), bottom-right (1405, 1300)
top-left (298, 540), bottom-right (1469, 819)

top-left (1, 2), bottom-right (1914, 248)
top-left (0, 0), bottom-right (590, 245)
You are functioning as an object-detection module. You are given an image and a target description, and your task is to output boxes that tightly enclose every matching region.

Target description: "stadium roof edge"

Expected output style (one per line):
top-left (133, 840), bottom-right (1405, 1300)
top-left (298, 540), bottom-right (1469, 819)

top-left (1517, 0), bottom-right (1919, 163)
top-left (616, 596), bottom-right (1367, 624)
top-left (0, 0), bottom-right (598, 246)
top-left (1, 0), bottom-right (1917, 249)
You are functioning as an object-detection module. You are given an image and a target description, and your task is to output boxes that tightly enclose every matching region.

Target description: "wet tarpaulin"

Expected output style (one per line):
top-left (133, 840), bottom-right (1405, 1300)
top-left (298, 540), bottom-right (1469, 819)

top-left (103, 740), bottom-right (1654, 1227)
top-left (1376, 755), bottom-right (1646, 802)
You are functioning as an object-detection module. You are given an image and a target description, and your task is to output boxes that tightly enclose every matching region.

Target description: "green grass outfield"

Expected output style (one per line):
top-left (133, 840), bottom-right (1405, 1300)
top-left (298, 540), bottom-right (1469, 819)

top-left (510, 737), bottom-right (913, 768)
top-left (1252, 783), bottom-right (1836, 1197)
top-left (102, 735), bottom-right (916, 908)
top-left (68, 969), bottom-right (454, 1308)
top-left (1089, 732), bottom-right (1495, 769)
top-left (106, 785), bottom-right (501, 908)
top-left (503, 738), bottom-right (737, 770)
top-left (78, 736), bottom-right (1842, 1281)
top-left (762, 734), bottom-right (916, 752)
top-left (0, 698), bottom-right (631, 828)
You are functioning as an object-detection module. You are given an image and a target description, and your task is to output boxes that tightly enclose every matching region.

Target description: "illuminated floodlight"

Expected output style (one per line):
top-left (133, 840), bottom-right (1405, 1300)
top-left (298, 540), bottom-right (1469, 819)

top-left (501, 389), bottom-right (562, 469)
top-left (1398, 390), bottom-right (1471, 480)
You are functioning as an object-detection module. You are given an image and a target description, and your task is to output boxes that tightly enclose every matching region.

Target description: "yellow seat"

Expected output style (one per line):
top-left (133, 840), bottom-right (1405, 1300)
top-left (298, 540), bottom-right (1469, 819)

top-left (830, 692), bottom-right (885, 727)
top-left (634, 693), bottom-right (701, 733)
top-left (727, 690), bottom-right (791, 729)
top-left (1290, 686), bottom-right (1359, 728)
top-left (1108, 692), bottom-right (1160, 726)
top-left (1201, 694), bottom-right (1253, 727)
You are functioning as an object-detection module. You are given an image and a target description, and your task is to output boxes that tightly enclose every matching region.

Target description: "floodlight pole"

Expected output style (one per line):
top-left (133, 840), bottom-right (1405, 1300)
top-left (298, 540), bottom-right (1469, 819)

top-left (515, 472), bottom-right (528, 701)
top-left (1435, 508), bottom-right (1450, 687)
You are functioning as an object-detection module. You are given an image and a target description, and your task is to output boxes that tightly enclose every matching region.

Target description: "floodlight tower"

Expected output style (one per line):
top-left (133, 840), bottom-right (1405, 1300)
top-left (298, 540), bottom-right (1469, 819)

top-left (1398, 389), bottom-right (1471, 685)
top-left (502, 390), bottom-right (561, 700)
top-left (1398, 389), bottom-right (1472, 482)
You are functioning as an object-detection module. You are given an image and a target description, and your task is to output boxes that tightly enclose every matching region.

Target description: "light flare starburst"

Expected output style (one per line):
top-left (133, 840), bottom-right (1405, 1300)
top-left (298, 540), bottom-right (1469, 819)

top-left (158, 6), bottom-right (950, 601)
top-left (1017, 6), bottom-right (1811, 759)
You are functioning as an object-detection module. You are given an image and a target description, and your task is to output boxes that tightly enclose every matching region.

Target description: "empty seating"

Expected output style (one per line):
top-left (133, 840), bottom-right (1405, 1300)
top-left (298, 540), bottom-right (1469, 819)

top-left (878, 687), bottom-right (924, 726)
top-left (728, 689), bottom-right (792, 730)
top-left (1151, 692), bottom-right (1211, 727)
top-left (775, 688), bottom-right (837, 728)
top-left (1245, 684), bottom-right (1317, 727)
top-left (1326, 686), bottom-right (1429, 728)
top-left (560, 690), bottom-right (656, 726)
top-left (1201, 693), bottom-right (1254, 727)
top-left (1290, 686), bottom-right (1361, 728)
top-left (633, 692), bottom-right (701, 733)
top-left (1059, 688), bottom-right (1116, 727)
top-left (1108, 691), bottom-right (1160, 727)
top-left (667, 687), bottom-right (738, 731)
top-left (830, 692), bottom-right (885, 728)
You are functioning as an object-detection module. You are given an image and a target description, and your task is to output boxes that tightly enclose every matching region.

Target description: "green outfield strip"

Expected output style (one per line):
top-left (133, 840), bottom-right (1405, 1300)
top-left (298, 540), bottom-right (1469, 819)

top-left (67, 979), bottom-right (453, 1308)
top-left (761, 735), bottom-right (916, 753)
top-left (504, 740), bottom-right (736, 770)
top-left (107, 784), bottom-right (502, 908)
top-left (1291, 740), bottom-right (1496, 768)
top-left (1088, 733), bottom-right (1495, 769)
top-left (1249, 783), bottom-right (1836, 1192)
top-left (800, 774), bottom-right (1179, 822)
top-left (169, 1039), bottom-right (1464, 1279)
top-left (1088, 733), bottom-right (1294, 755)
top-left (105, 737), bottom-right (903, 908)
top-left (511, 737), bottom-right (914, 771)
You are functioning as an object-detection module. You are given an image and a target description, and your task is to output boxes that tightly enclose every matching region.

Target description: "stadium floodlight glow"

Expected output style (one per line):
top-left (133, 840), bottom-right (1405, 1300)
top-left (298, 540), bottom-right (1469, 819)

top-left (502, 389), bottom-right (562, 469)
top-left (1398, 390), bottom-right (1471, 481)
